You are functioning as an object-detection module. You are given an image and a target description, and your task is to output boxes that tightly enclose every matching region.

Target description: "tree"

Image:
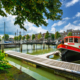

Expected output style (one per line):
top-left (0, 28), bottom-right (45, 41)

top-left (2, 34), bottom-right (9, 41)
top-left (32, 34), bottom-right (35, 40)
top-left (0, 36), bottom-right (1, 41)
top-left (0, 0), bottom-right (63, 30)
top-left (67, 32), bottom-right (72, 36)
top-left (26, 34), bottom-right (30, 40)
top-left (38, 32), bottom-right (42, 40)
top-left (55, 31), bottom-right (61, 39)
top-left (18, 35), bottom-right (22, 41)
top-left (14, 36), bottom-right (18, 41)
top-left (22, 36), bottom-right (25, 40)
top-left (51, 34), bottom-right (54, 40)
top-left (45, 31), bottom-right (49, 40)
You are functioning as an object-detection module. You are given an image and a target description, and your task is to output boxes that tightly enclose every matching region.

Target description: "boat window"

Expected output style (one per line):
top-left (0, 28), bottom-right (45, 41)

top-left (65, 38), bottom-right (68, 42)
top-left (74, 38), bottom-right (78, 43)
top-left (69, 38), bottom-right (73, 42)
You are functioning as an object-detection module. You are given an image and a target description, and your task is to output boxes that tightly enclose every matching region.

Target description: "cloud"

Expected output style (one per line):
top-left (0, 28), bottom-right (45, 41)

top-left (75, 12), bottom-right (80, 17)
top-left (65, 0), bottom-right (79, 7)
top-left (44, 19), bottom-right (48, 23)
top-left (73, 20), bottom-right (78, 24)
top-left (51, 26), bottom-right (56, 34)
top-left (73, 12), bottom-right (80, 19)
top-left (0, 14), bottom-right (47, 37)
top-left (63, 17), bottom-right (70, 20)
top-left (59, 23), bottom-right (80, 32)
top-left (51, 21), bottom-right (66, 27)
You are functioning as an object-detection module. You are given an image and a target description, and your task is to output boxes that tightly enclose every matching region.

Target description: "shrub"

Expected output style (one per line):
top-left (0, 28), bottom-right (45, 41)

top-left (0, 51), bottom-right (11, 72)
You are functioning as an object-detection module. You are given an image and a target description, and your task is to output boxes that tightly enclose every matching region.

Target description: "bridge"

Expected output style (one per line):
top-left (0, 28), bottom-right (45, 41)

top-left (0, 41), bottom-right (56, 45)
top-left (5, 50), bottom-right (80, 77)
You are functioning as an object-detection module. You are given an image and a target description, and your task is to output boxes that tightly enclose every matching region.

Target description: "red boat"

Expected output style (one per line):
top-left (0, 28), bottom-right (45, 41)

top-left (57, 36), bottom-right (80, 62)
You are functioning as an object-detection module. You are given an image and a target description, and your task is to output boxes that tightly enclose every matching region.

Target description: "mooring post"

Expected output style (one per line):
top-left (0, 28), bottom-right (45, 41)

top-left (43, 43), bottom-right (45, 49)
top-left (33, 44), bottom-right (35, 50)
top-left (48, 44), bottom-right (50, 49)
top-left (1, 39), bottom-right (4, 53)
top-left (20, 39), bottom-right (22, 52)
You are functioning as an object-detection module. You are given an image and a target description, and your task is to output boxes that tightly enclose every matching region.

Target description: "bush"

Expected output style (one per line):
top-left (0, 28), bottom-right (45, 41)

top-left (0, 51), bottom-right (11, 72)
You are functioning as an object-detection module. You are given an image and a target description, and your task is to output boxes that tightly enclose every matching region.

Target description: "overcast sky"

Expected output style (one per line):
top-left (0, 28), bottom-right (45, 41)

top-left (0, 0), bottom-right (80, 38)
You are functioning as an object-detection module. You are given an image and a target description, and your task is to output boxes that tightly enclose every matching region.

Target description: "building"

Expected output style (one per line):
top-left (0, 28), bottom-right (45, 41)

top-left (60, 29), bottom-right (80, 39)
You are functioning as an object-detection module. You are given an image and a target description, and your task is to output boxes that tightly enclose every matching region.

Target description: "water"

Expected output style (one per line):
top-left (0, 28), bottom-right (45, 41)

top-left (5, 44), bottom-right (68, 80)
top-left (6, 57), bottom-right (67, 80)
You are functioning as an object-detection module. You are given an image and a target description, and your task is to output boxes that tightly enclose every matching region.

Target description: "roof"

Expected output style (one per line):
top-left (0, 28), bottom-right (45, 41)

top-left (64, 36), bottom-right (80, 39)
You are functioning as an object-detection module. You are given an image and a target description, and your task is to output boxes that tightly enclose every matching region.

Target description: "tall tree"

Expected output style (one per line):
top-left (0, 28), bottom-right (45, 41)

top-left (18, 35), bottom-right (22, 41)
top-left (2, 34), bottom-right (9, 40)
top-left (38, 32), bottom-right (42, 40)
top-left (55, 31), bottom-right (61, 39)
top-left (14, 36), bottom-right (18, 41)
top-left (51, 34), bottom-right (54, 40)
top-left (0, 0), bottom-right (63, 30)
top-left (22, 36), bottom-right (25, 40)
top-left (26, 34), bottom-right (30, 40)
top-left (0, 36), bottom-right (1, 41)
top-left (67, 32), bottom-right (72, 36)
top-left (32, 34), bottom-right (35, 40)
top-left (45, 31), bottom-right (49, 40)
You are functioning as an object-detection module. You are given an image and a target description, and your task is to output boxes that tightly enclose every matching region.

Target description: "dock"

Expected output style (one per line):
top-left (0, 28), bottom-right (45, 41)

top-left (5, 50), bottom-right (80, 75)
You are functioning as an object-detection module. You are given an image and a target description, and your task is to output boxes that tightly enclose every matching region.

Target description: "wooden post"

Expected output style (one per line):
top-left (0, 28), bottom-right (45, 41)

top-left (43, 43), bottom-right (45, 49)
top-left (20, 39), bottom-right (22, 52)
top-left (1, 39), bottom-right (4, 53)
top-left (48, 44), bottom-right (50, 49)
top-left (33, 44), bottom-right (35, 50)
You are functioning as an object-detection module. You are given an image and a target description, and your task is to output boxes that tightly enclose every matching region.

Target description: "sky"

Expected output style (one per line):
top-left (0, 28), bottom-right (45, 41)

top-left (0, 0), bottom-right (80, 38)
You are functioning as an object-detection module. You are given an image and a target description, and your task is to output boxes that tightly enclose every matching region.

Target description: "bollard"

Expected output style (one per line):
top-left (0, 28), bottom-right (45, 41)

top-left (1, 39), bottom-right (4, 53)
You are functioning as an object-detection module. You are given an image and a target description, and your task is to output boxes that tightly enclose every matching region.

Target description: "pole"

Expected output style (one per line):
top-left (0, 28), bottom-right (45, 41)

top-left (17, 29), bottom-right (18, 42)
top-left (4, 22), bottom-right (5, 41)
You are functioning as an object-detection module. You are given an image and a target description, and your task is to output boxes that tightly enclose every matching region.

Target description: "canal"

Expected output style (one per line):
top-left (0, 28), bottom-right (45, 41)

top-left (5, 44), bottom-right (69, 80)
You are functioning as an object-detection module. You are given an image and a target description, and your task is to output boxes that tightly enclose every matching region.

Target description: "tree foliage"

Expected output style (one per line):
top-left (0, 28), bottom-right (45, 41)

top-left (26, 34), bottom-right (30, 40)
top-left (2, 34), bottom-right (9, 41)
top-left (32, 34), bottom-right (35, 40)
top-left (14, 36), bottom-right (18, 40)
top-left (0, 0), bottom-right (63, 30)
top-left (0, 36), bottom-right (1, 41)
top-left (22, 36), bottom-right (25, 40)
top-left (51, 34), bottom-right (54, 40)
top-left (55, 31), bottom-right (61, 39)
top-left (45, 31), bottom-right (49, 40)
top-left (0, 51), bottom-right (11, 72)
top-left (38, 32), bottom-right (42, 40)
top-left (18, 35), bottom-right (22, 41)
top-left (67, 32), bottom-right (72, 36)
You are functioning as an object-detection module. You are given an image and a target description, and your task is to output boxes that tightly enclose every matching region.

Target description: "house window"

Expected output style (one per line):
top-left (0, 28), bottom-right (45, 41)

top-left (69, 38), bottom-right (73, 42)
top-left (74, 38), bottom-right (78, 43)
top-left (65, 38), bottom-right (68, 42)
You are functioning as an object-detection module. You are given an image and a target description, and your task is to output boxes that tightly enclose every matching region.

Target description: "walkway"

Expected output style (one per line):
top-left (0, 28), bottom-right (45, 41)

top-left (5, 50), bottom-right (80, 75)
top-left (36, 51), bottom-right (60, 58)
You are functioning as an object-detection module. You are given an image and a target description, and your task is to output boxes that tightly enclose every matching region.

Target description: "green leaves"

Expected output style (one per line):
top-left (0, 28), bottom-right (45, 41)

top-left (55, 31), bottom-right (61, 39)
top-left (45, 31), bottom-right (49, 40)
top-left (32, 34), bottom-right (35, 40)
top-left (0, 51), bottom-right (12, 72)
top-left (0, 0), bottom-right (63, 30)
top-left (67, 32), bottom-right (72, 36)
top-left (26, 34), bottom-right (30, 40)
